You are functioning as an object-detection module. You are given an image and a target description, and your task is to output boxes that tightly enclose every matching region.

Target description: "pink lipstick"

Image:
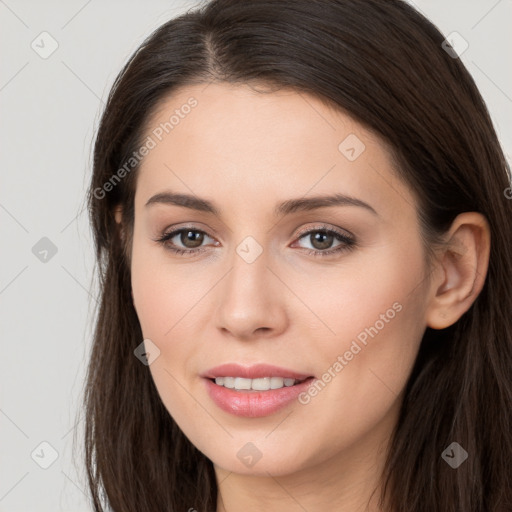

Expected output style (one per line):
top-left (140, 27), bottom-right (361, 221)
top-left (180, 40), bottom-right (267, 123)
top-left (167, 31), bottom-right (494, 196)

top-left (201, 363), bottom-right (315, 418)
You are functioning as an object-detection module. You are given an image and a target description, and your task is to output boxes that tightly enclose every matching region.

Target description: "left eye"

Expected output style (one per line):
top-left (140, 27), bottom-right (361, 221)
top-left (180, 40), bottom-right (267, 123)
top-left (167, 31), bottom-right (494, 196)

top-left (154, 226), bottom-right (356, 257)
top-left (292, 227), bottom-right (357, 257)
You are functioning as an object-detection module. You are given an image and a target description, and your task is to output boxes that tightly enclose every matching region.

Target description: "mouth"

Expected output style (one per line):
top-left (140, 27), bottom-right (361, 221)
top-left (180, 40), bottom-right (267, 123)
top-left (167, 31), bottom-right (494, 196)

top-left (203, 374), bottom-right (316, 418)
top-left (201, 363), bottom-right (316, 416)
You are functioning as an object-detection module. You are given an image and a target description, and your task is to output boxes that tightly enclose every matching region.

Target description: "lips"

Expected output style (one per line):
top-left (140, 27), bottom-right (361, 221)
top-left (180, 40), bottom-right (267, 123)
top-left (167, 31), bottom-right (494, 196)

top-left (201, 363), bottom-right (316, 417)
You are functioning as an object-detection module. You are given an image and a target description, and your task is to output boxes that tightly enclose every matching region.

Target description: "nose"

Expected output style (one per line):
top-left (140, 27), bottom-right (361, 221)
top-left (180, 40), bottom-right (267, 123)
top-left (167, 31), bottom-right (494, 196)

top-left (213, 242), bottom-right (289, 341)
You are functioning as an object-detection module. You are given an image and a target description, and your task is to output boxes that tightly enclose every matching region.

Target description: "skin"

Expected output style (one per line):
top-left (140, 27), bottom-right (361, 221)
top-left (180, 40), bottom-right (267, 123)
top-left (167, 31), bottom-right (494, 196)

top-left (116, 82), bottom-right (490, 512)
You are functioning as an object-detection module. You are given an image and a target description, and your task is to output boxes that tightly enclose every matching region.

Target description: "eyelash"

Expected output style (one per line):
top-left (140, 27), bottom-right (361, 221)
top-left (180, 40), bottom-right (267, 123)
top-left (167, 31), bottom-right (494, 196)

top-left (153, 224), bottom-right (356, 258)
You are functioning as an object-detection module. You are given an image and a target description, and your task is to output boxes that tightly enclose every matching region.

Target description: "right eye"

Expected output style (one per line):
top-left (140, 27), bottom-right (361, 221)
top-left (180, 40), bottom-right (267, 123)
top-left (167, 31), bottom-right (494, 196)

top-left (154, 227), bottom-right (218, 255)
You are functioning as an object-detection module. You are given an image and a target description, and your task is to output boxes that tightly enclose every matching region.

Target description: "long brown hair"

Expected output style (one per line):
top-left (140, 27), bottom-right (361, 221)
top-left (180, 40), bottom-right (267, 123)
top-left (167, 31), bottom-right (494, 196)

top-left (80, 0), bottom-right (512, 510)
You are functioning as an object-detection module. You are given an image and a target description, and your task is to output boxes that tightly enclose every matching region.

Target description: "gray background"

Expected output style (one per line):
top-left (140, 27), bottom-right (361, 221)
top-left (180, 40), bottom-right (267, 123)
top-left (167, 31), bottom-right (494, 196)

top-left (1, 1), bottom-right (510, 510)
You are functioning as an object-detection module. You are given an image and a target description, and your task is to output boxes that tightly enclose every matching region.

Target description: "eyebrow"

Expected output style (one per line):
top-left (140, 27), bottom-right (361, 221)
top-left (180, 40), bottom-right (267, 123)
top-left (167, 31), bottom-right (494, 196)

top-left (145, 191), bottom-right (378, 217)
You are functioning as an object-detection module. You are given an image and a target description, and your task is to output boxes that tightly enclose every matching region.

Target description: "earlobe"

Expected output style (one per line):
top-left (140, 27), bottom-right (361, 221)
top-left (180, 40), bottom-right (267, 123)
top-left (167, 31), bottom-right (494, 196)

top-left (425, 212), bottom-right (491, 330)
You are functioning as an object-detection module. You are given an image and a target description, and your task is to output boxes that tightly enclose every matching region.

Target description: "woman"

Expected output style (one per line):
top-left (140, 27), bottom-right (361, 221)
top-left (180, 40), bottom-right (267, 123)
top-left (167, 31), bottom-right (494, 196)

top-left (81, 0), bottom-right (512, 510)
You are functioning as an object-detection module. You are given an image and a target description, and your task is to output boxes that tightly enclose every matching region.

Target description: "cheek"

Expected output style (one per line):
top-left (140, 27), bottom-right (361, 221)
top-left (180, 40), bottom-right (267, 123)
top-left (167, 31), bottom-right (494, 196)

top-left (307, 237), bottom-right (427, 405)
top-left (130, 240), bottom-right (202, 339)
top-left (130, 248), bottom-right (206, 423)
top-left (131, 266), bottom-right (170, 339)
top-left (298, 234), bottom-right (428, 400)
top-left (298, 233), bottom-right (426, 349)
top-left (283, 246), bottom-right (428, 456)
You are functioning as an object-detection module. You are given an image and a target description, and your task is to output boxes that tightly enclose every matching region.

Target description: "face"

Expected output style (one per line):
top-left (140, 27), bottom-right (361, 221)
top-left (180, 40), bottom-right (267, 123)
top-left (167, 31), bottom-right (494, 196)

top-left (128, 82), bottom-right (432, 478)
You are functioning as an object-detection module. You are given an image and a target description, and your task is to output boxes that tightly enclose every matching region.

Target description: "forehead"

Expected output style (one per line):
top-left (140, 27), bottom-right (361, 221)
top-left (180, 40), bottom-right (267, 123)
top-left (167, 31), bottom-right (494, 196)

top-left (134, 82), bottom-right (417, 221)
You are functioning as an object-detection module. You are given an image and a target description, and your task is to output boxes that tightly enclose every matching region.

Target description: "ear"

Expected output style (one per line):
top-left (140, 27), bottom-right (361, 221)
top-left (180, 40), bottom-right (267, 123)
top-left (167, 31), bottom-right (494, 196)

top-left (114, 205), bottom-right (126, 242)
top-left (425, 212), bottom-right (491, 329)
top-left (114, 205), bottom-right (134, 303)
top-left (114, 205), bottom-right (123, 225)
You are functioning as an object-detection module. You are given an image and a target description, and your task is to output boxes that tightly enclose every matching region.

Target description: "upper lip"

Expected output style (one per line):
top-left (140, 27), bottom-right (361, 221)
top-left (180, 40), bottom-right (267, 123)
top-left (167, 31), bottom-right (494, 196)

top-left (201, 363), bottom-right (313, 380)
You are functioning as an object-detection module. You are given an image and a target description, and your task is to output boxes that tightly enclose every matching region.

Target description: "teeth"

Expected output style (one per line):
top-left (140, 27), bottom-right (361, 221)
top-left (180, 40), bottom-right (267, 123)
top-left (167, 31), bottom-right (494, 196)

top-left (222, 377), bottom-right (235, 389)
top-left (234, 377), bottom-right (252, 390)
top-left (214, 376), bottom-right (302, 391)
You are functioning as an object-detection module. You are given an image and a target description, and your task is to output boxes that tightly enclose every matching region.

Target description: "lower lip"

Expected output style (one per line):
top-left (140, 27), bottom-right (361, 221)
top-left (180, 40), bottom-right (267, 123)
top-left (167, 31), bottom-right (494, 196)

top-left (203, 377), bottom-right (315, 418)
